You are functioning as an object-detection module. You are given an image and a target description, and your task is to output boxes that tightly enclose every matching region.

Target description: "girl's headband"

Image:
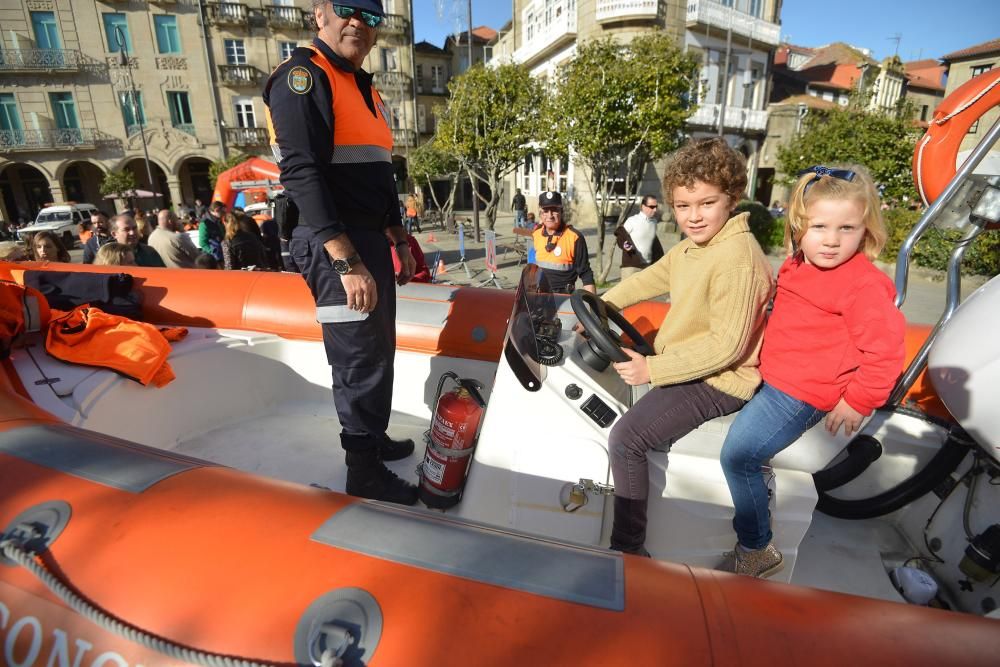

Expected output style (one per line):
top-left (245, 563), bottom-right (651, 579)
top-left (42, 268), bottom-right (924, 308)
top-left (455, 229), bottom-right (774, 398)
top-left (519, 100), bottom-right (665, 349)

top-left (798, 166), bottom-right (857, 194)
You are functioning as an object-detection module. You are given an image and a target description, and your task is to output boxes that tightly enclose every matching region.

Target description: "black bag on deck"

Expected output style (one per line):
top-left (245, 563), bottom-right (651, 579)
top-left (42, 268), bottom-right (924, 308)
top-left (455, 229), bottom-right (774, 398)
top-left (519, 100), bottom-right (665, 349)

top-left (24, 271), bottom-right (143, 320)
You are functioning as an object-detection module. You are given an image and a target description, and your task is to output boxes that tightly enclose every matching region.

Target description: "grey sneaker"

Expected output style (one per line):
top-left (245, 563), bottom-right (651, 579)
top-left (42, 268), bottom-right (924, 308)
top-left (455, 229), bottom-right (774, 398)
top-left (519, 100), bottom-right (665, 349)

top-left (717, 543), bottom-right (784, 579)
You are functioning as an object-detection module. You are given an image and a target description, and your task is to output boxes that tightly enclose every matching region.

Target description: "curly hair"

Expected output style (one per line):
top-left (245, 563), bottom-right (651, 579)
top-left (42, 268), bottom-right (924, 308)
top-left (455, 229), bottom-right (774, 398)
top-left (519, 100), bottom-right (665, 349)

top-left (662, 137), bottom-right (747, 205)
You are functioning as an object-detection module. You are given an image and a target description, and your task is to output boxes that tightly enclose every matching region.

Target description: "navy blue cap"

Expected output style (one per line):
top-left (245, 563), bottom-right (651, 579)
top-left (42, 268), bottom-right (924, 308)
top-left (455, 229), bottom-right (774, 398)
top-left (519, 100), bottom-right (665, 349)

top-left (539, 191), bottom-right (563, 208)
top-left (334, 0), bottom-right (385, 16)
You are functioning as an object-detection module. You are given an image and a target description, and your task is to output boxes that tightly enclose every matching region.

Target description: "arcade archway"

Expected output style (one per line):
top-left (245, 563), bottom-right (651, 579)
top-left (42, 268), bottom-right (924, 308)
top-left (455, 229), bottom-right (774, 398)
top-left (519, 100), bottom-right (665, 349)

top-left (178, 157), bottom-right (213, 208)
top-left (62, 161), bottom-right (105, 207)
top-left (124, 158), bottom-right (170, 209)
top-left (0, 163), bottom-right (52, 223)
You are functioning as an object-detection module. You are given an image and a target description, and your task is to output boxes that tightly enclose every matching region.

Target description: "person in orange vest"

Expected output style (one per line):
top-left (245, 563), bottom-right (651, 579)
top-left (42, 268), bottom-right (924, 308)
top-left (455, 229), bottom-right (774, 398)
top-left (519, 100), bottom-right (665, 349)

top-left (263, 0), bottom-right (418, 505)
top-left (531, 191), bottom-right (595, 294)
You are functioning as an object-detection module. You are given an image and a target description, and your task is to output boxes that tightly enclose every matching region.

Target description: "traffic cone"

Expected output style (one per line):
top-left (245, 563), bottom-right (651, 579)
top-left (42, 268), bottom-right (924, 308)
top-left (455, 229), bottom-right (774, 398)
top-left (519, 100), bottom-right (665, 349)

top-left (436, 258), bottom-right (447, 275)
top-left (427, 231), bottom-right (436, 242)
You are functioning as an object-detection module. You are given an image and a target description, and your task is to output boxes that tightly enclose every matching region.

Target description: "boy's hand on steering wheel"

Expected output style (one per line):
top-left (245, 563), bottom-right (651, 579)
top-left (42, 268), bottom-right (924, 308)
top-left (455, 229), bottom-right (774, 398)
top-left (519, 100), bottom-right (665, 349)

top-left (612, 348), bottom-right (650, 386)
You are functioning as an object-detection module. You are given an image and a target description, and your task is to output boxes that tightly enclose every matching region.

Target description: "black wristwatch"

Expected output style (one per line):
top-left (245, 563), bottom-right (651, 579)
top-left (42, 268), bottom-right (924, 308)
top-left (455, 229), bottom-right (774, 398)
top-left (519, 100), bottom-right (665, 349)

top-left (394, 240), bottom-right (410, 251)
top-left (331, 253), bottom-right (361, 275)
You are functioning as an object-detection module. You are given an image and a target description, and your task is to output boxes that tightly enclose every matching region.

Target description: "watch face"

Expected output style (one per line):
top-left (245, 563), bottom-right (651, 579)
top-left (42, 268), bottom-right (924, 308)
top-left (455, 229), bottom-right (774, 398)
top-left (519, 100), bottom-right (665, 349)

top-left (332, 258), bottom-right (350, 274)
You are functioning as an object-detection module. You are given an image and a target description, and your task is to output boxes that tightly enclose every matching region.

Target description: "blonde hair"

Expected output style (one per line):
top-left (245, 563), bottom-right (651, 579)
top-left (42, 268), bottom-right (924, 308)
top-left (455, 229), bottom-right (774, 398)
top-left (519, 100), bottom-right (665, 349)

top-left (785, 164), bottom-right (887, 261)
top-left (94, 242), bottom-right (135, 266)
top-left (223, 212), bottom-right (241, 241)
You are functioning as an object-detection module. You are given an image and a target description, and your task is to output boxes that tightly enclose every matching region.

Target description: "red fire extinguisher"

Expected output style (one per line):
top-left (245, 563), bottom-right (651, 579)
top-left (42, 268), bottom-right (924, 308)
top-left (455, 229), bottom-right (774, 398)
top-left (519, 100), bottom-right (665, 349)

top-left (419, 371), bottom-right (487, 509)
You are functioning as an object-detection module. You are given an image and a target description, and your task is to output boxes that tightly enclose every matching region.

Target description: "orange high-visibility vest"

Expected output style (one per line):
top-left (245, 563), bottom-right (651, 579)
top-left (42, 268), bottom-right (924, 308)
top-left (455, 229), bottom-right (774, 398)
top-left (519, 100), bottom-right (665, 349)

top-left (265, 46), bottom-right (393, 164)
top-left (532, 225), bottom-right (582, 271)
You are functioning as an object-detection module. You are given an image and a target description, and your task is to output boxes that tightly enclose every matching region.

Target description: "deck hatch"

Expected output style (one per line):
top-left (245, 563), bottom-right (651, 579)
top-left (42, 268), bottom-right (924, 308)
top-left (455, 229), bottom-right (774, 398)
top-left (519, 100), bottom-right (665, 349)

top-left (0, 424), bottom-right (204, 493)
top-left (312, 503), bottom-right (625, 611)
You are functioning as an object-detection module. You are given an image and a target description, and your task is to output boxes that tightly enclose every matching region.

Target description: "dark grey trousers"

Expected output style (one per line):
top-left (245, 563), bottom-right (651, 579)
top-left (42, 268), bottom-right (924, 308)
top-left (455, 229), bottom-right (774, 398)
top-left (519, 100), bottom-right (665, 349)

top-left (609, 380), bottom-right (746, 501)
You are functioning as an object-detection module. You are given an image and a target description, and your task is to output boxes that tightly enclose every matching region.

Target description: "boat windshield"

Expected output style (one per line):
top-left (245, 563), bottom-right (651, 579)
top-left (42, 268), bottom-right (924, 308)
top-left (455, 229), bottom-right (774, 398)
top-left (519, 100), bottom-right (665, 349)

top-left (502, 265), bottom-right (560, 391)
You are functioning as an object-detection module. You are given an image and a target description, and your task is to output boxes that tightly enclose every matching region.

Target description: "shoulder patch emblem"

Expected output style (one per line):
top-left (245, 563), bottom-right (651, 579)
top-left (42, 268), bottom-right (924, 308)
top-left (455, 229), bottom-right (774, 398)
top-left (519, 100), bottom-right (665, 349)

top-left (287, 66), bottom-right (313, 95)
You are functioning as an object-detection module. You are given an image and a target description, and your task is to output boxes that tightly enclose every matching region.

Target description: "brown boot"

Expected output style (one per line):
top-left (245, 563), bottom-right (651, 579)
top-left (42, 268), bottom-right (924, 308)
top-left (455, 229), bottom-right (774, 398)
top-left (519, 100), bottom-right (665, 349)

top-left (609, 496), bottom-right (651, 557)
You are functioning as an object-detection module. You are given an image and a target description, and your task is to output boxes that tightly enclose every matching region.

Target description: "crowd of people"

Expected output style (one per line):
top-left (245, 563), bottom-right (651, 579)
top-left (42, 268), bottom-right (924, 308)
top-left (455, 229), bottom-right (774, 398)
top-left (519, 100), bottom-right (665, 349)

top-left (3, 200), bottom-right (431, 280)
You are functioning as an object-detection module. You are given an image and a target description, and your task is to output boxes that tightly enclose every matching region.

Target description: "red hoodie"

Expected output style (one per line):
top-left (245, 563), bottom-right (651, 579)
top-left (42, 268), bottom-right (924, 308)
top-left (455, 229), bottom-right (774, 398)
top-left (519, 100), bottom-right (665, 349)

top-left (761, 252), bottom-right (905, 415)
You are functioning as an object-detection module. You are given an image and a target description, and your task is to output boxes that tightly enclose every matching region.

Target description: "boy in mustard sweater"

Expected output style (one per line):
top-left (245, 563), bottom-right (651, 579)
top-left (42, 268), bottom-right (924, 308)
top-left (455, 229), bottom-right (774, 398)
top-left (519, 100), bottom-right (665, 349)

top-left (601, 138), bottom-right (773, 555)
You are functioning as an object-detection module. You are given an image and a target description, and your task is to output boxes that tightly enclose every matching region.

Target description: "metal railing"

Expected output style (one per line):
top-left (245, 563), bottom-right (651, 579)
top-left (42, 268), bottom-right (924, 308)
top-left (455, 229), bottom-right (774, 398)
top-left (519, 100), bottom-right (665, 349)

top-left (392, 128), bottom-right (416, 147)
top-left (0, 128), bottom-right (117, 150)
top-left (0, 48), bottom-right (82, 71)
top-left (688, 104), bottom-right (768, 132)
top-left (174, 123), bottom-right (197, 136)
top-left (225, 126), bottom-right (268, 146)
top-left (380, 14), bottom-right (410, 36)
top-left (685, 0), bottom-right (781, 46)
top-left (218, 64), bottom-right (263, 86)
top-left (595, 0), bottom-right (659, 22)
top-left (204, 2), bottom-right (249, 26)
top-left (374, 70), bottom-right (412, 91)
top-left (264, 5), bottom-right (305, 29)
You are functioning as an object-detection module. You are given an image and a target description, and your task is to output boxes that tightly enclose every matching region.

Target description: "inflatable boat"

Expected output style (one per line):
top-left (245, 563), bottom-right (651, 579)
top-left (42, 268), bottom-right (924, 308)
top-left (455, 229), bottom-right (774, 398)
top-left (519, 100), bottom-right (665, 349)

top-left (2, 75), bottom-right (1000, 666)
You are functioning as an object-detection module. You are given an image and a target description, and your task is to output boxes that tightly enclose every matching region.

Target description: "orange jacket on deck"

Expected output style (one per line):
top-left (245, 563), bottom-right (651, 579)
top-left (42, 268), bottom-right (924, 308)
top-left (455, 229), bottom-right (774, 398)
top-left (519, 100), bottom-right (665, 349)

top-left (46, 306), bottom-right (187, 387)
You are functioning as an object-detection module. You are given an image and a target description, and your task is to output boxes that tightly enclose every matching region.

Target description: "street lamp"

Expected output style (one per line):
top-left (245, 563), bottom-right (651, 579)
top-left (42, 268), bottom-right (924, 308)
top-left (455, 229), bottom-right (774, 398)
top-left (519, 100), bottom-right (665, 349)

top-left (467, 0), bottom-right (481, 242)
top-left (115, 25), bottom-right (157, 210)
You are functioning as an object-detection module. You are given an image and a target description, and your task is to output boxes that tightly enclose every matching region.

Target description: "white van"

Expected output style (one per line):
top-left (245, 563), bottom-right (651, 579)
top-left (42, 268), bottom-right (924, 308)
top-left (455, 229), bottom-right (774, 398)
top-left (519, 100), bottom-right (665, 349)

top-left (18, 203), bottom-right (99, 247)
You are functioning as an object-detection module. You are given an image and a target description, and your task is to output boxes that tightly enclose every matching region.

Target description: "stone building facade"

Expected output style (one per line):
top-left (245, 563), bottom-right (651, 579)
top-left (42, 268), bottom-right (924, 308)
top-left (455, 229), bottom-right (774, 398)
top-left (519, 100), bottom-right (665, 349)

top-left (0, 0), bottom-right (418, 224)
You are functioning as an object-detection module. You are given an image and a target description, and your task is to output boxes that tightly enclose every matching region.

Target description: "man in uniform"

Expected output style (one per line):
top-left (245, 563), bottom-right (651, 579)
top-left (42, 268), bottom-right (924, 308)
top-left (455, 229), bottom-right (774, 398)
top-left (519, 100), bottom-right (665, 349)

top-left (531, 191), bottom-right (595, 294)
top-left (263, 0), bottom-right (419, 505)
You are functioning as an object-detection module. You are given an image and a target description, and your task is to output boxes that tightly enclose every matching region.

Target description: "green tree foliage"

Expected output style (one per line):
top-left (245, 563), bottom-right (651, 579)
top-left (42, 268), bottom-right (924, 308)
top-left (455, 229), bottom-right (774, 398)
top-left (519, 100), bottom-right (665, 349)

top-left (547, 35), bottom-right (698, 278)
top-left (776, 97), bottom-right (921, 205)
top-left (435, 63), bottom-right (545, 230)
top-left (409, 139), bottom-right (461, 221)
top-left (99, 169), bottom-right (137, 198)
top-left (734, 200), bottom-right (783, 254)
top-left (882, 208), bottom-right (999, 277)
top-left (209, 152), bottom-right (248, 185)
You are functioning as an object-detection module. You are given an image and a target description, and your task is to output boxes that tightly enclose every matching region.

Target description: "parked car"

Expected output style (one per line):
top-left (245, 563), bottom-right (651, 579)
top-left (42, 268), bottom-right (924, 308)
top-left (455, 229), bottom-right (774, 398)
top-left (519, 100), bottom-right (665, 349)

top-left (17, 202), bottom-right (98, 248)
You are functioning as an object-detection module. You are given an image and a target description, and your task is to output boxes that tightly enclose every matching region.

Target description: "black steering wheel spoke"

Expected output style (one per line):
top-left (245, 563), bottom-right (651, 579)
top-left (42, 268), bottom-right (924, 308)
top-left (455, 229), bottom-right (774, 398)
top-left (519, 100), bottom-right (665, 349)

top-left (570, 290), bottom-right (655, 369)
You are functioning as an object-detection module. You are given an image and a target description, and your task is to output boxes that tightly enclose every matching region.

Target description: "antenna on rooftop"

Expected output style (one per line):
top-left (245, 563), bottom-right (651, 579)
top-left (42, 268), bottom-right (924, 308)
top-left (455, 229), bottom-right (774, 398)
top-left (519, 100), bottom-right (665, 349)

top-left (888, 33), bottom-right (902, 57)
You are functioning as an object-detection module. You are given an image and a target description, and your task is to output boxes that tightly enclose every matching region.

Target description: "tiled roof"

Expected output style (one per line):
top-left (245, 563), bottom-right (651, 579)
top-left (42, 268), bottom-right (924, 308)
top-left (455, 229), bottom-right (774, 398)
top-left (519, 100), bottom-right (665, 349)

top-left (904, 60), bottom-right (946, 92)
top-left (770, 94), bottom-right (838, 110)
top-left (801, 42), bottom-right (877, 69)
top-left (415, 40), bottom-right (448, 54)
top-left (941, 38), bottom-right (1000, 61)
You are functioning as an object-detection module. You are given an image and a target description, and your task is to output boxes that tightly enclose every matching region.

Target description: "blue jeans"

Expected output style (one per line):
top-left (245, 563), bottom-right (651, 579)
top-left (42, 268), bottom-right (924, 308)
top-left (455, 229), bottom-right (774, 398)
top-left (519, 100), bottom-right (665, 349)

top-left (720, 383), bottom-right (825, 550)
top-left (515, 210), bottom-right (527, 227)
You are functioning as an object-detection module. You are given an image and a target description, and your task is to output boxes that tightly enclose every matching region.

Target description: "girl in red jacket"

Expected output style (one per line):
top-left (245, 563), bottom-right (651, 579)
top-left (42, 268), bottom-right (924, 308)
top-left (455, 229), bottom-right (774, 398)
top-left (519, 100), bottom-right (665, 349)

top-left (717, 164), bottom-right (906, 578)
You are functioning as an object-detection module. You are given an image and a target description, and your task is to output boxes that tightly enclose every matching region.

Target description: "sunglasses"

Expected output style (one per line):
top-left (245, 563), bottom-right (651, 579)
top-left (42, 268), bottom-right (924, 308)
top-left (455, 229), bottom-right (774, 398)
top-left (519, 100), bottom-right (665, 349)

top-left (643, 202), bottom-right (658, 209)
top-left (331, 4), bottom-right (384, 28)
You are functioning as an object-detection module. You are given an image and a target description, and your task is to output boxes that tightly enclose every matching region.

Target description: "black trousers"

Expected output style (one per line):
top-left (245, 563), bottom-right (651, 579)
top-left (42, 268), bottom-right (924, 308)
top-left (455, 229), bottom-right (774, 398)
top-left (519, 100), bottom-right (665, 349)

top-left (289, 226), bottom-right (396, 452)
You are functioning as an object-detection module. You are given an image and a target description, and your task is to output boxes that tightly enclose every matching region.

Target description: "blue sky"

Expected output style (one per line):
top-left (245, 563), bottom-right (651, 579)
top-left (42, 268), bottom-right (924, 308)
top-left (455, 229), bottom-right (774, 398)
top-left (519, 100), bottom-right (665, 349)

top-left (411, 0), bottom-right (1000, 61)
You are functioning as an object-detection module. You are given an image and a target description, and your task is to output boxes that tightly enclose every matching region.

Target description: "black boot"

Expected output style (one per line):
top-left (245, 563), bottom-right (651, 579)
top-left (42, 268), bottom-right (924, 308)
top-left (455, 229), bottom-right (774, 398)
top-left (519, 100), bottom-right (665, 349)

top-left (610, 496), bottom-right (651, 557)
top-left (345, 450), bottom-right (419, 505)
top-left (378, 436), bottom-right (415, 461)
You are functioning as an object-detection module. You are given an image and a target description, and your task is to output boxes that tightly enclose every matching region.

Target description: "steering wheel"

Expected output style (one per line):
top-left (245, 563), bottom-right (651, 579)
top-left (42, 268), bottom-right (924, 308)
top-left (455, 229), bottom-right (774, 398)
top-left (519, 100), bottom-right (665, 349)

top-left (571, 290), bottom-right (654, 368)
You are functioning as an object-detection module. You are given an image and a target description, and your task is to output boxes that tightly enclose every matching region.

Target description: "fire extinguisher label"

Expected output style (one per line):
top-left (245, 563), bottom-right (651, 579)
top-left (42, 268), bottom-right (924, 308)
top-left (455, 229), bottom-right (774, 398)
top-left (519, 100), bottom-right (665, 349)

top-left (423, 455), bottom-right (446, 484)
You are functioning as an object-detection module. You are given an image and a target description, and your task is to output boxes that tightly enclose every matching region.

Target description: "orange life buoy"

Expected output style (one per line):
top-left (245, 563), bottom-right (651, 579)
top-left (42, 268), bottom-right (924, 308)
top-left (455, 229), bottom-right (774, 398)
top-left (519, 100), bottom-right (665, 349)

top-left (912, 68), bottom-right (1000, 205)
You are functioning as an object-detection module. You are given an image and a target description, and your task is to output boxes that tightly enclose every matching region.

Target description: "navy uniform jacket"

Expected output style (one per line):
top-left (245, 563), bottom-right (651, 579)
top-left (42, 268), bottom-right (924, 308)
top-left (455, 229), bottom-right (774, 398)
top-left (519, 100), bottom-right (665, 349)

top-left (262, 38), bottom-right (402, 244)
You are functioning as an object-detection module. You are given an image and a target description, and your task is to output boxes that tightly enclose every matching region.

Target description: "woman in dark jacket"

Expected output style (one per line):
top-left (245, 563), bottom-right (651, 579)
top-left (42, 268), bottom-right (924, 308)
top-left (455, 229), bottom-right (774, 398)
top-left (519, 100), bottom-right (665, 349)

top-left (221, 212), bottom-right (269, 271)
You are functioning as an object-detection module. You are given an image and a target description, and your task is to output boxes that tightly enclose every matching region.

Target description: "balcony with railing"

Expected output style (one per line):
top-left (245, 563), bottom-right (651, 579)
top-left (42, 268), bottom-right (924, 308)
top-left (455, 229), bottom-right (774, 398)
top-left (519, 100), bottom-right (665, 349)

top-left (513, 0), bottom-right (577, 67)
top-left (0, 128), bottom-right (118, 151)
top-left (225, 126), bottom-right (268, 147)
top-left (374, 70), bottom-right (412, 91)
top-left (149, 0), bottom-right (179, 5)
top-left (174, 123), bottom-right (197, 136)
top-left (686, 0), bottom-right (780, 46)
top-left (204, 2), bottom-right (250, 27)
top-left (0, 48), bottom-right (82, 72)
top-left (380, 14), bottom-right (410, 39)
top-left (219, 64), bottom-right (265, 87)
top-left (688, 104), bottom-right (768, 133)
top-left (264, 5), bottom-right (306, 30)
top-left (392, 128), bottom-right (416, 147)
top-left (596, 0), bottom-right (660, 23)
